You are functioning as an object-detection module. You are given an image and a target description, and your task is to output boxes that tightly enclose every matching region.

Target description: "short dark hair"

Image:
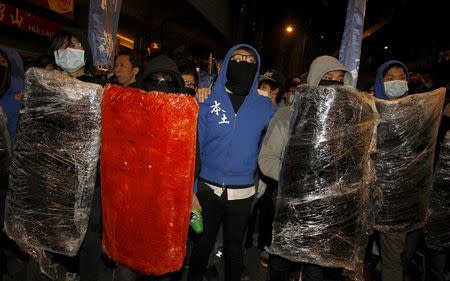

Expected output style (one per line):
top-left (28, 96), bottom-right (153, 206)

top-left (115, 51), bottom-right (141, 69)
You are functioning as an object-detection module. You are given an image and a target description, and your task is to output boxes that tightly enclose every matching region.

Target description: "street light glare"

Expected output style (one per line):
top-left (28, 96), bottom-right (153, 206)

top-left (286, 25), bottom-right (294, 33)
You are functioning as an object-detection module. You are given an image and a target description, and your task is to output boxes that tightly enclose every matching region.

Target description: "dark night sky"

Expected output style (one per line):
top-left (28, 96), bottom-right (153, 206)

top-left (254, 0), bottom-right (449, 86)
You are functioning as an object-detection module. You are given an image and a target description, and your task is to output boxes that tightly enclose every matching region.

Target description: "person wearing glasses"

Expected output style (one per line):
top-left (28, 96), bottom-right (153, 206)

top-left (179, 65), bottom-right (199, 96)
top-left (188, 44), bottom-right (275, 281)
top-left (51, 29), bottom-right (105, 86)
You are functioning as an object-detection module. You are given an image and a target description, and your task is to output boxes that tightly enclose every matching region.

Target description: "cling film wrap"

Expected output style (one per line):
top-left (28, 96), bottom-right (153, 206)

top-left (0, 107), bottom-right (10, 188)
top-left (373, 88), bottom-right (445, 232)
top-left (1, 107), bottom-right (11, 221)
top-left (3, 68), bottom-right (102, 278)
top-left (268, 85), bottom-right (379, 280)
top-left (101, 85), bottom-right (198, 275)
top-left (425, 131), bottom-right (450, 251)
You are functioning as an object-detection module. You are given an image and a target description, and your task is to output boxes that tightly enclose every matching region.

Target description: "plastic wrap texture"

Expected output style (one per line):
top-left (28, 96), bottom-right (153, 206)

top-left (0, 107), bottom-right (10, 190)
top-left (101, 85), bottom-right (198, 275)
top-left (373, 88), bottom-right (445, 232)
top-left (268, 85), bottom-right (378, 280)
top-left (4, 68), bottom-right (103, 260)
top-left (1, 107), bottom-right (11, 222)
top-left (425, 131), bottom-right (450, 251)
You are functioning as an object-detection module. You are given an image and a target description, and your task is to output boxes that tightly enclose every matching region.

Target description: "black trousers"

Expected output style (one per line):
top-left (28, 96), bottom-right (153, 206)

top-left (269, 255), bottom-right (323, 281)
top-left (188, 182), bottom-right (253, 281)
top-left (246, 177), bottom-right (276, 250)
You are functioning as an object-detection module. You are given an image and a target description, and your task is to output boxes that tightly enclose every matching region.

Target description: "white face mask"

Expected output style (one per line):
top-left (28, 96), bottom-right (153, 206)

top-left (384, 80), bottom-right (408, 98)
top-left (257, 88), bottom-right (269, 97)
top-left (287, 94), bottom-right (294, 104)
top-left (54, 48), bottom-right (85, 73)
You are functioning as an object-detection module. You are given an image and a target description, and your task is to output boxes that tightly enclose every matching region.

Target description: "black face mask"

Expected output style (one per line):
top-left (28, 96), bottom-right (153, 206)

top-left (143, 72), bottom-right (183, 93)
top-left (318, 79), bottom-right (344, 86)
top-left (184, 87), bottom-right (196, 96)
top-left (0, 55), bottom-right (11, 98)
top-left (225, 61), bottom-right (257, 96)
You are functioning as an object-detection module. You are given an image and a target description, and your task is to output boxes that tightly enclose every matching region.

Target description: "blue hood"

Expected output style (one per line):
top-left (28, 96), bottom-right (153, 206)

top-left (0, 46), bottom-right (24, 142)
top-left (374, 60), bottom-right (409, 100)
top-left (211, 44), bottom-right (261, 99)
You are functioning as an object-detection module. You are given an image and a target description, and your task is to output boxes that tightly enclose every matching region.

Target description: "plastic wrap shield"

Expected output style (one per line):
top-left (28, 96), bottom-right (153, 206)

top-left (0, 107), bottom-right (10, 221)
top-left (0, 107), bottom-right (10, 187)
top-left (268, 86), bottom-right (378, 279)
top-left (101, 85), bottom-right (198, 275)
top-left (373, 88), bottom-right (445, 232)
top-left (425, 131), bottom-right (450, 251)
top-left (4, 68), bottom-right (103, 259)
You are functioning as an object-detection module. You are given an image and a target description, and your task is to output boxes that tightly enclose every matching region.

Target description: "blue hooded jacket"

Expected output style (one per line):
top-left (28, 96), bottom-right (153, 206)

top-left (197, 44), bottom-right (275, 187)
top-left (0, 46), bottom-right (24, 143)
top-left (374, 60), bottom-right (409, 100)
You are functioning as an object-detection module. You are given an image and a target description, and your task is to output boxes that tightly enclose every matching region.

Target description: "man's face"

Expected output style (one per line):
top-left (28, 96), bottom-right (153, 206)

top-left (322, 70), bottom-right (345, 82)
top-left (383, 66), bottom-right (407, 82)
top-left (114, 55), bottom-right (138, 86)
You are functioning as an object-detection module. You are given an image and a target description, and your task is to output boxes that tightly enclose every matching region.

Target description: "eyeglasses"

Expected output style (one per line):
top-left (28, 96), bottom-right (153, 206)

top-left (184, 81), bottom-right (196, 89)
top-left (57, 42), bottom-right (83, 51)
top-left (231, 54), bottom-right (257, 64)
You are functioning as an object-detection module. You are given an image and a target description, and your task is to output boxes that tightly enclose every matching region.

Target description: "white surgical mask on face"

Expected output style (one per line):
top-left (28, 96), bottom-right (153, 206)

top-left (384, 80), bottom-right (408, 98)
top-left (257, 88), bottom-right (269, 97)
top-left (54, 48), bottom-right (85, 73)
top-left (287, 94), bottom-right (294, 104)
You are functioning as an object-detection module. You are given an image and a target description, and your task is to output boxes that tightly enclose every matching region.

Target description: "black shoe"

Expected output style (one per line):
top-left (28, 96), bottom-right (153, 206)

top-left (204, 266), bottom-right (219, 281)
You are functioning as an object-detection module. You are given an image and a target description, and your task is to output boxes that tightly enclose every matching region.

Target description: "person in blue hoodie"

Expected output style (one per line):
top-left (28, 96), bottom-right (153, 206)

top-left (0, 45), bottom-right (24, 143)
top-left (188, 44), bottom-right (275, 281)
top-left (374, 60), bottom-right (409, 281)
top-left (374, 60), bottom-right (409, 100)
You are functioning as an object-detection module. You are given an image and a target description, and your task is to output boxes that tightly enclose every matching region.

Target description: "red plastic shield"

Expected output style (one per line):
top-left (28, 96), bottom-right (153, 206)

top-left (101, 85), bottom-right (198, 275)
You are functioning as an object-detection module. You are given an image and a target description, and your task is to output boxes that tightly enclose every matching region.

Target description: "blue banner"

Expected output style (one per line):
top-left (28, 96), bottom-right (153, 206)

top-left (88, 0), bottom-right (123, 69)
top-left (339, 0), bottom-right (366, 87)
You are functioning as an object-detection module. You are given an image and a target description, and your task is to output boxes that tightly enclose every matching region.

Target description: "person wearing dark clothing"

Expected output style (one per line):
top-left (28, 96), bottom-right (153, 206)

top-left (113, 51), bottom-right (141, 88)
top-left (114, 55), bottom-right (193, 281)
top-left (259, 55), bottom-right (353, 281)
top-left (52, 30), bottom-right (108, 281)
top-left (374, 60), bottom-right (409, 281)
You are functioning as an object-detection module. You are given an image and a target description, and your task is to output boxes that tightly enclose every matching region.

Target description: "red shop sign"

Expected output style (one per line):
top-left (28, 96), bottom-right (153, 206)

top-left (0, 1), bottom-right (63, 37)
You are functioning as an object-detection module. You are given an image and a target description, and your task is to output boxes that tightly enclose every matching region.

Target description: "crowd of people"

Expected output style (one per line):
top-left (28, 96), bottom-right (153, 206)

top-left (1, 27), bottom-right (450, 281)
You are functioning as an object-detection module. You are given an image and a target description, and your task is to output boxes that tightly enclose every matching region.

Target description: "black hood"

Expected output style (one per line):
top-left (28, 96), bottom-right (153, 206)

top-left (138, 55), bottom-right (185, 92)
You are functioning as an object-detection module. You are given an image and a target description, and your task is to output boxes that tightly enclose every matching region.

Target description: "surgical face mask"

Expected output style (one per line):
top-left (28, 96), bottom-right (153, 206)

top-left (257, 89), bottom-right (269, 97)
top-left (54, 48), bottom-right (85, 73)
top-left (287, 94), bottom-right (294, 104)
top-left (384, 80), bottom-right (408, 98)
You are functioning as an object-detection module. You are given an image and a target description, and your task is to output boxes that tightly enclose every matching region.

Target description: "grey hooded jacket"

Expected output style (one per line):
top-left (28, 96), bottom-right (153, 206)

top-left (258, 56), bottom-right (352, 181)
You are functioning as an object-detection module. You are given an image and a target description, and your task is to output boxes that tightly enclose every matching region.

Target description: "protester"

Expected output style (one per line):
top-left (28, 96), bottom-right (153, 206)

top-left (374, 60), bottom-right (409, 281)
top-left (0, 46), bottom-right (25, 143)
top-left (52, 29), bottom-right (108, 281)
top-left (188, 44), bottom-right (275, 281)
top-left (113, 54), bottom-right (194, 281)
top-left (257, 69), bottom-right (286, 106)
top-left (180, 65), bottom-right (199, 96)
top-left (258, 55), bottom-right (353, 281)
